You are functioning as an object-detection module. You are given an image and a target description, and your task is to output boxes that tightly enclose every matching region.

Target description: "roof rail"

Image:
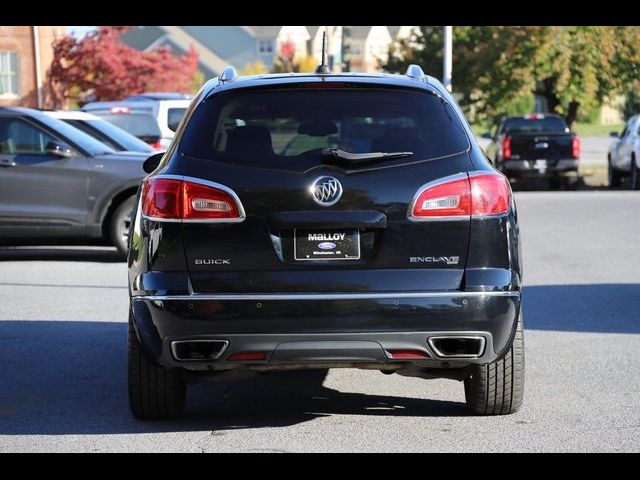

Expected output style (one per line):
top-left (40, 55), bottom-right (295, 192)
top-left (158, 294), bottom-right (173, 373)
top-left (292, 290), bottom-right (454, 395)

top-left (220, 66), bottom-right (239, 83)
top-left (405, 64), bottom-right (426, 81)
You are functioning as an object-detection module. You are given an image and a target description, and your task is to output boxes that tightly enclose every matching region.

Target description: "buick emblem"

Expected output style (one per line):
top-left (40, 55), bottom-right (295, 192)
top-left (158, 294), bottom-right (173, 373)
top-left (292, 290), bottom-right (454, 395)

top-left (310, 176), bottom-right (343, 207)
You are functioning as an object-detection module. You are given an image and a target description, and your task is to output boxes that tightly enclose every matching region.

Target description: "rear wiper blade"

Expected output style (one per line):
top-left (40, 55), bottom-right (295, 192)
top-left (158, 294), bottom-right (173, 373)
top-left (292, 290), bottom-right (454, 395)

top-left (321, 148), bottom-right (413, 165)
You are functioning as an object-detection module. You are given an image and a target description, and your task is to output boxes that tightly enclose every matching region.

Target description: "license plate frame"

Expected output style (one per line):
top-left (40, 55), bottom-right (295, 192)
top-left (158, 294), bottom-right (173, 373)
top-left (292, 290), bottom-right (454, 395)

top-left (293, 228), bottom-right (361, 261)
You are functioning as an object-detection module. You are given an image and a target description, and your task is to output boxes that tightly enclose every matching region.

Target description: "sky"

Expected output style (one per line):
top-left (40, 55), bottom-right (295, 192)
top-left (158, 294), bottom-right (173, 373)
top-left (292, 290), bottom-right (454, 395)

top-left (67, 26), bottom-right (97, 38)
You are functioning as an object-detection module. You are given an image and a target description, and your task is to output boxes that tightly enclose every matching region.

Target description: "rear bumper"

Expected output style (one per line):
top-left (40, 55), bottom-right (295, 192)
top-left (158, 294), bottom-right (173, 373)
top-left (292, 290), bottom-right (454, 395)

top-left (131, 291), bottom-right (521, 371)
top-left (503, 159), bottom-right (578, 177)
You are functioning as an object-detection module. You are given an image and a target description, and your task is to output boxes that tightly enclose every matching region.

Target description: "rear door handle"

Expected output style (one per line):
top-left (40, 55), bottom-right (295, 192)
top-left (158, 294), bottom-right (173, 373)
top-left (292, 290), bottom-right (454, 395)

top-left (0, 158), bottom-right (17, 168)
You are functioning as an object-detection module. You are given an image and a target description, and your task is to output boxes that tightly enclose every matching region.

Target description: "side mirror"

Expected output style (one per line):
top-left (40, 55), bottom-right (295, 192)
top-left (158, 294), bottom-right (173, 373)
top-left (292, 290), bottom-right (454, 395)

top-left (143, 152), bottom-right (164, 174)
top-left (481, 132), bottom-right (492, 140)
top-left (46, 141), bottom-right (73, 158)
top-left (610, 131), bottom-right (620, 138)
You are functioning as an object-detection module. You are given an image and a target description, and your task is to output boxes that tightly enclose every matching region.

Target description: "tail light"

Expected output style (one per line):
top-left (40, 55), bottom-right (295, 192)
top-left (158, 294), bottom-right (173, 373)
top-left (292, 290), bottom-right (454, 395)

top-left (141, 176), bottom-right (245, 223)
top-left (409, 173), bottom-right (510, 220)
top-left (149, 141), bottom-right (164, 150)
top-left (572, 136), bottom-right (580, 159)
top-left (501, 136), bottom-right (512, 160)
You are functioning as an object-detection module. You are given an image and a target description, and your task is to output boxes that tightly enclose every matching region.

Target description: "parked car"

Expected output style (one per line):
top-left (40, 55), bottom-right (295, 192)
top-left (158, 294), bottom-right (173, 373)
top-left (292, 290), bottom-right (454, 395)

top-left (484, 114), bottom-right (580, 189)
top-left (608, 114), bottom-right (640, 189)
top-left (81, 95), bottom-right (191, 150)
top-left (127, 65), bottom-right (524, 419)
top-left (0, 107), bottom-right (150, 255)
top-left (44, 110), bottom-right (155, 153)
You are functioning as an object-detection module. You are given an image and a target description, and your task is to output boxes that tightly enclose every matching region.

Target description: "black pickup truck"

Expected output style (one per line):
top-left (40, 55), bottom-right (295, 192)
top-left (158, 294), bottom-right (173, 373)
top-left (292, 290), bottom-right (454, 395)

top-left (484, 114), bottom-right (580, 189)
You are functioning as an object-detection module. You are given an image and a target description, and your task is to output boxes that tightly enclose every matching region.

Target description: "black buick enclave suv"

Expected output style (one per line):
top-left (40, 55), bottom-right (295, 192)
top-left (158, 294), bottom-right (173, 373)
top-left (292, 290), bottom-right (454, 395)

top-left (127, 65), bottom-right (524, 419)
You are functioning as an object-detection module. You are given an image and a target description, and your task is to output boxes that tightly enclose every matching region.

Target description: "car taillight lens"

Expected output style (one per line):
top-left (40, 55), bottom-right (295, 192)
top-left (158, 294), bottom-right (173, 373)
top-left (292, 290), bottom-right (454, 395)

top-left (410, 173), bottom-right (510, 219)
top-left (411, 176), bottom-right (471, 218)
top-left (141, 177), bottom-right (182, 219)
top-left (469, 174), bottom-right (511, 216)
top-left (182, 180), bottom-right (241, 220)
top-left (501, 136), bottom-right (512, 160)
top-left (150, 141), bottom-right (163, 150)
top-left (572, 136), bottom-right (580, 159)
top-left (141, 177), bottom-right (243, 222)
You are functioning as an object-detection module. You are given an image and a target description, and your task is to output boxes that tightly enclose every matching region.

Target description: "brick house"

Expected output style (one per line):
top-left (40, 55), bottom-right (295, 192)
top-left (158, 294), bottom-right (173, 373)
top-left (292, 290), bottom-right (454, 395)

top-left (0, 26), bottom-right (65, 108)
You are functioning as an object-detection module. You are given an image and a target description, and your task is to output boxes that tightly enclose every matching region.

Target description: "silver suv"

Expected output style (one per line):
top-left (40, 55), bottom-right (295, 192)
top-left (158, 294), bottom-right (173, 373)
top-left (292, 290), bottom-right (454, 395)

top-left (82, 93), bottom-right (192, 151)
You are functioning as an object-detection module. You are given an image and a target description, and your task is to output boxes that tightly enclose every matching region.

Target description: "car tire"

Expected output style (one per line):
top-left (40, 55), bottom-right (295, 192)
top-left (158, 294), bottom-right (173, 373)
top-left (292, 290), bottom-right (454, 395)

top-left (109, 196), bottom-right (135, 256)
top-left (128, 309), bottom-right (186, 420)
top-left (464, 313), bottom-right (525, 415)
top-left (631, 155), bottom-right (639, 191)
top-left (608, 156), bottom-right (622, 188)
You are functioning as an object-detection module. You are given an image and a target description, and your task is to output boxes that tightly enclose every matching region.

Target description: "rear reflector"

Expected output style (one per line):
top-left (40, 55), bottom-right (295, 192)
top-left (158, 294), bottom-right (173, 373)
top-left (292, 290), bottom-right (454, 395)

top-left (141, 177), bottom-right (244, 222)
top-left (388, 350), bottom-right (430, 359)
top-left (409, 173), bottom-right (510, 220)
top-left (227, 352), bottom-right (267, 361)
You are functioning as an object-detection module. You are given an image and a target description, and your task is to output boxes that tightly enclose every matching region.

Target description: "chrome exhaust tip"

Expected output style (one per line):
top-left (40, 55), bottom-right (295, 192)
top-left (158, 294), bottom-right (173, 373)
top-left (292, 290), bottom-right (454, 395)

top-left (171, 340), bottom-right (229, 361)
top-left (427, 336), bottom-right (486, 359)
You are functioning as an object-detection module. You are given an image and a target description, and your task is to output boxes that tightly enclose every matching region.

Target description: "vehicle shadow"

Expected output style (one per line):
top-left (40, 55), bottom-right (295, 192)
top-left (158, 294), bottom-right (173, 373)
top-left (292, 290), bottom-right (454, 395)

top-left (0, 247), bottom-right (124, 263)
top-left (0, 321), bottom-right (468, 436)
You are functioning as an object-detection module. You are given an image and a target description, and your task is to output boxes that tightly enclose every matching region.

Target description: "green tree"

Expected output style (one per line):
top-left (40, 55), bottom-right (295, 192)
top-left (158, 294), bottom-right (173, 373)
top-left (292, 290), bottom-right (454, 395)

top-left (383, 26), bottom-right (640, 128)
top-left (622, 82), bottom-right (640, 121)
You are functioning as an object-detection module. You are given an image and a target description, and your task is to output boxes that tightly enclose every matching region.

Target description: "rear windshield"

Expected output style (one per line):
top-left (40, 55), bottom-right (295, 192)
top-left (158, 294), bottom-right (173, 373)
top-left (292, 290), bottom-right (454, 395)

top-left (90, 112), bottom-right (162, 140)
top-left (179, 87), bottom-right (470, 170)
top-left (502, 117), bottom-right (569, 134)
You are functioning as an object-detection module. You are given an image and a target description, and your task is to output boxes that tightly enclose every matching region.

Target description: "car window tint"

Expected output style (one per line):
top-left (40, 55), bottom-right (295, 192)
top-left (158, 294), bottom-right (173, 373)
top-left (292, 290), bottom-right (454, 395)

top-left (180, 87), bottom-right (470, 171)
top-left (0, 117), bottom-right (56, 155)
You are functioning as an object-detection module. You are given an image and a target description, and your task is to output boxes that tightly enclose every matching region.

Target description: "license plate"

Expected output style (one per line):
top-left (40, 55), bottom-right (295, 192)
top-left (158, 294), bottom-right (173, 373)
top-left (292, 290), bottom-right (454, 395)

top-left (294, 228), bottom-right (360, 261)
top-left (534, 159), bottom-right (548, 170)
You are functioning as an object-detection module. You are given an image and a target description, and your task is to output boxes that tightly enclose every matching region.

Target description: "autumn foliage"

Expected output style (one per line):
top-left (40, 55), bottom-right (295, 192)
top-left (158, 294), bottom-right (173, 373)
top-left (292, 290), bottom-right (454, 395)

top-left (46, 26), bottom-right (199, 108)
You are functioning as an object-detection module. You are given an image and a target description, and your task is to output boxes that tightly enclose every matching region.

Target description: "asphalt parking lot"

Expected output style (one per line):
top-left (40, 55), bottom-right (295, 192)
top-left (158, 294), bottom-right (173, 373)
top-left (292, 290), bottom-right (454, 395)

top-left (1, 191), bottom-right (639, 452)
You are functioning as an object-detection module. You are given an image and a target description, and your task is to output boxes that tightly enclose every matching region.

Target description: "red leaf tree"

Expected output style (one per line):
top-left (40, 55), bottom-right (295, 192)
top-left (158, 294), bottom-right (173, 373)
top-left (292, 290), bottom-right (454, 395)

top-left (46, 26), bottom-right (199, 108)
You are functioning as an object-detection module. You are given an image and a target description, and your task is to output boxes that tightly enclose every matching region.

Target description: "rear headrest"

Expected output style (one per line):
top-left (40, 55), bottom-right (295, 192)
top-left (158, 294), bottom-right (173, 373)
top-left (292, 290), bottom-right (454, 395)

top-left (226, 126), bottom-right (273, 157)
top-left (372, 127), bottom-right (425, 154)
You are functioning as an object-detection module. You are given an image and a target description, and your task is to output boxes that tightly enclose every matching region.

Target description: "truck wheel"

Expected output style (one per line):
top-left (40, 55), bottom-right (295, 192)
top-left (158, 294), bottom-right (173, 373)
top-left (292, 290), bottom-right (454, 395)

top-left (464, 314), bottom-right (525, 415)
top-left (608, 156), bottom-right (622, 188)
top-left (109, 196), bottom-right (135, 256)
top-left (128, 310), bottom-right (186, 420)
top-left (631, 156), bottom-right (639, 191)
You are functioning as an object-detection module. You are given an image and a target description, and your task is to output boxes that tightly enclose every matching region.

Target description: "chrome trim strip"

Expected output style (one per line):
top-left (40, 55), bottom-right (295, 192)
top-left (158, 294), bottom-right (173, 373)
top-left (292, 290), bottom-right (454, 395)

top-left (141, 174), bottom-right (246, 224)
top-left (133, 291), bottom-right (520, 301)
top-left (170, 339), bottom-right (229, 362)
top-left (427, 335), bottom-right (486, 359)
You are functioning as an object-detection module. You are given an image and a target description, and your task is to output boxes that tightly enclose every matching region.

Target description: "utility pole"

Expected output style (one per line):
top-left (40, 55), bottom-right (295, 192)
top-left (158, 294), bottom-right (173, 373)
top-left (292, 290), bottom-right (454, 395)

top-left (443, 26), bottom-right (452, 92)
